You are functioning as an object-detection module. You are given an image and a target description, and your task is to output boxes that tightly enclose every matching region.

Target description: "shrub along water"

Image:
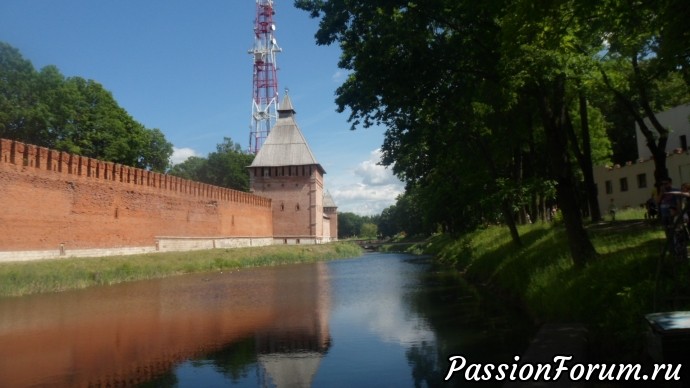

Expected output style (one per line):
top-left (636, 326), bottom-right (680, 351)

top-left (0, 243), bottom-right (363, 297)
top-left (422, 208), bottom-right (688, 362)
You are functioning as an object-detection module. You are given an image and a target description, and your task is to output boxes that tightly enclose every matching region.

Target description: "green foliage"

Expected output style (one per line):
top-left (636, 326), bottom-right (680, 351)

top-left (337, 212), bottom-right (361, 239)
top-left (427, 217), bottom-right (678, 360)
top-left (337, 212), bottom-right (380, 239)
top-left (168, 137), bottom-right (254, 191)
top-left (359, 222), bottom-right (378, 238)
top-left (378, 190), bottom-right (430, 238)
top-left (297, 0), bottom-right (516, 237)
top-left (296, 0), bottom-right (690, 265)
top-left (0, 42), bottom-right (173, 171)
top-left (168, 156), bottom-right (207, 180)
top-left (568, 100), bottom-right (613, 166)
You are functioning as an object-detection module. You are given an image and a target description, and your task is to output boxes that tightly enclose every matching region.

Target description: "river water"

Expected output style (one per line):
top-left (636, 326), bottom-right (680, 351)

top-left (0, 253), bottom-right (533, 387)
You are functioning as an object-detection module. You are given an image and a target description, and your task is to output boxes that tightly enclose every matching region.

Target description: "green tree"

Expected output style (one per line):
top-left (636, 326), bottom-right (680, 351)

top-left (141, 128), bottom-right (173, 172)
top-left (0, 42), bottom-right (46, 144)
top-left (337, 212), bottom-right (363, 239)
top-left (297, 0), bottom-right (530, 243)
top-left (296, 0), bottom-right (604, 265)
top-left (0, 42), bottom-right (173, 172)
top-left (591, 0), bottom-right (690, 183)
top-left (168, 137), bottom-right (254, 191)
top-left (205, 138), bottom-right (254, 191)
top-left (386, 190), bottom-right (432, 237)
top-left (377, 205), bottom-right (398, 238)
top-left (360, 223), bottom-right (378, 239)
top-left (655, 0), bottom-right (690, 85)
top-left (169, 156), bottom-right (208, 180)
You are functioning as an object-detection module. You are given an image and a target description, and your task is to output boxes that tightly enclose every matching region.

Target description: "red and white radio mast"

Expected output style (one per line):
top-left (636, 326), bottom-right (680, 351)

top-left (248, 0), bottom-right (281, 154)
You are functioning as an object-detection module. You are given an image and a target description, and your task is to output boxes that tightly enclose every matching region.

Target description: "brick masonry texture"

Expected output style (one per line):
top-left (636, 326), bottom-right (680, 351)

top-left (249, 164), bottom-right (336, 241)
top-left (0, 139), bottom-right (273, 252)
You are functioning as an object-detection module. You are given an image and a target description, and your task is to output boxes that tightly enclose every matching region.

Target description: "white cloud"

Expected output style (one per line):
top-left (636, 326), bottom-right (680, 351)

top-left (354, 149), bottom-right (400, 186)
top-left (330, 149), bottom-right (405, 215)
top-left (170, 147), bottom-right (198, 165)
top-left (332, 183), bottom-right (403, 215)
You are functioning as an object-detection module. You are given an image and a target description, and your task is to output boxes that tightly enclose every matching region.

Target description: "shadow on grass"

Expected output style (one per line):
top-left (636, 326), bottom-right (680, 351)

top-left (456, 221), bottom-right (676, 362)
top-left (466, 225), bottom-right (569, 295)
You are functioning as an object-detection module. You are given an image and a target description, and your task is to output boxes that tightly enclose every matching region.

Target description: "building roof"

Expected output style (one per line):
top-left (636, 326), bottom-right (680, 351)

top-left (249, 92), bottom-right (325, 174)
top-left (323, 190), bottom-right (337, 208)
top-left (278, 91), bottom-right (296, 117)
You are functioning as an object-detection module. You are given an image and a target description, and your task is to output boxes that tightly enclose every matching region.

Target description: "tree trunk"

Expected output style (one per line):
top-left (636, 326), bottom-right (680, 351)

top-left (578, 92), bottom-right (602, 222)
top-left (561, 90), bottom-right (601, 222)
top-left (475, 136), bottom-right (522, 246)
top-left (597, 54), bottom-right (670, 183)
top-left (537, 76), bottom-right (597, 268)
top-left (501, 200), bottom-right (522, 245)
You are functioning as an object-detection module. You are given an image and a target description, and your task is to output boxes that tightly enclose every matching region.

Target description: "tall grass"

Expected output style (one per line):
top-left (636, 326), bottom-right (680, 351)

top-left (0, 242), bottom-right (363, 297)
top-left (424, 209), bottom-right (683, 361)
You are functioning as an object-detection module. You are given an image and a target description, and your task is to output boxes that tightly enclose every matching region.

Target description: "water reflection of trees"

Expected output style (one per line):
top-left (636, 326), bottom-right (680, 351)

top-left (403, 261), bottom-right (534, 387)
top-left (407, 340), bottom-right (445, 387)
top-left (204, 336), bottom-right (259, 383)
top-left (144, 326), bottom-right (333, 387)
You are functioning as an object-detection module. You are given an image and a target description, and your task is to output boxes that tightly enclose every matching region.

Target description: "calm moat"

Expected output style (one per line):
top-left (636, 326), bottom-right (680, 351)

top-left (0, 252), bottom-right (533, 387)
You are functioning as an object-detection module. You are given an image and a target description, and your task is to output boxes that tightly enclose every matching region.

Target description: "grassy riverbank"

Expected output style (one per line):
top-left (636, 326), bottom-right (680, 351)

top-left (415, 209), bottom-right (687, 362)
top-left (0, 242), bottom-right (363, 297)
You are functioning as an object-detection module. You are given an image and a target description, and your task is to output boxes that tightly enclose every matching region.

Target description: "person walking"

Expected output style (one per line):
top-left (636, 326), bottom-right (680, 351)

top-left (608, 198), bottom-right (617, 221)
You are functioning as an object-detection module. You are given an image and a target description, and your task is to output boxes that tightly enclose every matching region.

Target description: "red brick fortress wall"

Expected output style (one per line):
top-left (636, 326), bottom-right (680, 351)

top-left (0, 139), bottom-right (273, 251)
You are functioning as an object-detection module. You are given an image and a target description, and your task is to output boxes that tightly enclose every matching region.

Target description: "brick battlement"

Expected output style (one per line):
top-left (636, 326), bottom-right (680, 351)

top-left (0, 138), bottom-right (274, 256)
top-left (0, 138), bottom-right (270, 208)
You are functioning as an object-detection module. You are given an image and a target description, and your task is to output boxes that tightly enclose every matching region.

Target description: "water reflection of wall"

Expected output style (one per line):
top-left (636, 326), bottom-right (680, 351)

top-left (0, 262), bottom-right (331, 387)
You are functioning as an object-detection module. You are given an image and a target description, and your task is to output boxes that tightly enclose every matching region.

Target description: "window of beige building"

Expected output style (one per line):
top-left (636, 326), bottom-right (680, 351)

top-left (620, 177), bottom-right (628, 192)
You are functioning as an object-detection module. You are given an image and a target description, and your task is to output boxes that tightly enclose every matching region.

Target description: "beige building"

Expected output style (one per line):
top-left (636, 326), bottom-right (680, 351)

top-left (248, 92), bottom-right (338, 244)
top-left (594, 104), bottom-right (690, 212)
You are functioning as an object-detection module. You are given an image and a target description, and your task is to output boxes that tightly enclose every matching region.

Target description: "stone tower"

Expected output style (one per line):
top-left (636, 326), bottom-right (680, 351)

top-left (248, 92), bottom-right (337, 243)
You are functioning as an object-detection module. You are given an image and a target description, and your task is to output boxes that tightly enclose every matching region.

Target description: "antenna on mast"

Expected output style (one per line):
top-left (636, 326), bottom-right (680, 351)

top-left (248, 0), bottom-right (281, 154)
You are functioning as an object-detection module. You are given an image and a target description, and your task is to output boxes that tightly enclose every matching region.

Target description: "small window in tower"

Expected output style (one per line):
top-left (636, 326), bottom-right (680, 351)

top-left (296, 203), bottom-right (300, 211)
top-left (280, 202), bottom-right (285, 211)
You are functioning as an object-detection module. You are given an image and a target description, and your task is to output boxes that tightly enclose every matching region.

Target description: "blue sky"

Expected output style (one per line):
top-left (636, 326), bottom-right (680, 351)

top-left (0, 0), bottom-right (404, 215)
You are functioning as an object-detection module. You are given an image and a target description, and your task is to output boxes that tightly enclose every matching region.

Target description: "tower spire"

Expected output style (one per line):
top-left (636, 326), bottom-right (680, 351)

top-left (248, 0), bottom-right (281, 154)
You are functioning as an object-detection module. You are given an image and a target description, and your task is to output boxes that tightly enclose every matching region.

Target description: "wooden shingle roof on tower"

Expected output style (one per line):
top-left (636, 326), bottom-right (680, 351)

top-left (249, 92), bottom-right (325, 174)
top-left (323, 191), bottom-right (337, 209)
